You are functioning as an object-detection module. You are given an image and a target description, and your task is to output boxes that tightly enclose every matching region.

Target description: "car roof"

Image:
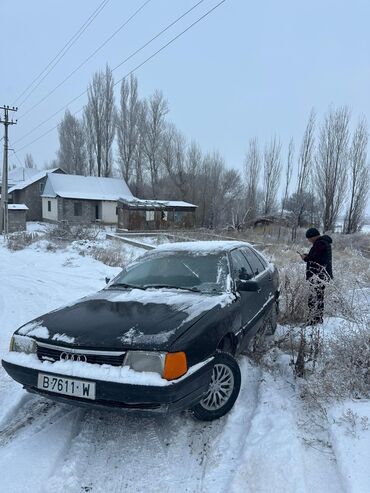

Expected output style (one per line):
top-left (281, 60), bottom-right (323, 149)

top-left (150, 240), bottom-right (253, 255)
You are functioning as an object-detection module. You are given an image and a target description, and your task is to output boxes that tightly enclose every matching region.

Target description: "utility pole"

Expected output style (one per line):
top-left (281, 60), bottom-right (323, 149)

top-left (0, 105), bottom-right (17, 234)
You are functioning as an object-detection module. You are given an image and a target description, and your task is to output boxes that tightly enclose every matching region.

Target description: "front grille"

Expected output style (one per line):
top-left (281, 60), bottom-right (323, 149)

top-left (36, 344), bottom-right (125, 366)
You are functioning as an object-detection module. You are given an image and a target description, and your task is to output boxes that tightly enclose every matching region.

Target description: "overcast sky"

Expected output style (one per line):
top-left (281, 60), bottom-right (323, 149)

top-left (2, 0), bottom-right (370, 207)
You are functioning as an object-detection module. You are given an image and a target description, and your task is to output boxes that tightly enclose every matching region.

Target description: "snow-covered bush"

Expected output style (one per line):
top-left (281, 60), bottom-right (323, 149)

top-left (45, 221), bottom-right (101, 242)
top-left (301, 322), bottom-right (370, 402)
top-left (6, 231), bottom-right (38, 251)
top-left (81, 244), bottom-right (134, 268)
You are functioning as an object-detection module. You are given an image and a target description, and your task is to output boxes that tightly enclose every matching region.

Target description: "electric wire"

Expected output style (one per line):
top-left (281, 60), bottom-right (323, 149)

top-left (13, 0), bottom-right (111, 108)
top-left (16, 0), bottom-right (227, 153)
top-left (18, 0), bottom-right (153, 120)
top-left (14, 0), bottom-right (206, 145)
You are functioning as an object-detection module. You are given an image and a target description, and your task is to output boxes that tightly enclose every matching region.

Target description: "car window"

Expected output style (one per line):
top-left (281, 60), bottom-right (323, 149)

top-left (241, 248), bottom-right (266, 277)
top-left (230, 250), bottom-right (254, 280)
top-left (254, 250), bottom-right (268, 269)
top-left (111, 253), bottom-right (230, 293)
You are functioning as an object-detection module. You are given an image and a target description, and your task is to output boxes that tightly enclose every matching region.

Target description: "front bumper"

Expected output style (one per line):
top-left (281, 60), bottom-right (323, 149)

top-left (1, 356), bottom-right (214, 414)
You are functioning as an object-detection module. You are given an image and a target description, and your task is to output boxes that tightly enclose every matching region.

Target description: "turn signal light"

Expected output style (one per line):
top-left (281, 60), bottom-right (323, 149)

top-left (163, 352), bottom-right (187, 381)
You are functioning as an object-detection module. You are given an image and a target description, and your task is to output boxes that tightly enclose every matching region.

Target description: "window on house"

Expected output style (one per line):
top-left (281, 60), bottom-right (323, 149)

top-left (174, 211), bottom-right (183, 222)
top-left (74, 202), bottom-right (82, 216)
top-left (40, 182), bottom-right (44, 194)
top-left (47, 200), bottom-right (51, 212)
top-left (161, 211), bottom-right (168, 221)
top-left (146, 210), bottom-right (155, 221)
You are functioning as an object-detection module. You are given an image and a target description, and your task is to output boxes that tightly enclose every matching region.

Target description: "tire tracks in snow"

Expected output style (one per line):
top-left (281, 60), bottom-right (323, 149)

top-left (200, 357), bottom-right (262, 493)
top-left (44, 409), bottom-right (224, 493)
top-left (229, 372), bottom-right (345, 493)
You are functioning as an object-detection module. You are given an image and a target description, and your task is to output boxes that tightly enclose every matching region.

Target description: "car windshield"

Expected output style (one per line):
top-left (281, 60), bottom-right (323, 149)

top-left (110, 252), bottom-right (230, 294)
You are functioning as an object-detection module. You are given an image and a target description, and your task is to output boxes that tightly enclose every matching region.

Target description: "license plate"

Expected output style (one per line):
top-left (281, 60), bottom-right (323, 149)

top-left (37, 373), bottom-right (96, 400)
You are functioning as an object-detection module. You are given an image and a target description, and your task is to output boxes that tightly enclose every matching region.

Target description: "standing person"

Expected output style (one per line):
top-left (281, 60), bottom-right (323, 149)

top-left (299, 228), bottom-right (333, 325)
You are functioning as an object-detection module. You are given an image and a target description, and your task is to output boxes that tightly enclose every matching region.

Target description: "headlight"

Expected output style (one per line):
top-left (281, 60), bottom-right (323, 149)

top-left (124, 351), bottom-right (166, 374)
top-left (10, 334), bottom-right (37, 354)
top-left (124, 351), bottom-right (188, 380)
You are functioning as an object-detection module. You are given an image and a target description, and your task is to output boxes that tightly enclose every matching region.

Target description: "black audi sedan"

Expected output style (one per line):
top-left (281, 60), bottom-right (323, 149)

top-left (2, 241), bottom-right (279, 421)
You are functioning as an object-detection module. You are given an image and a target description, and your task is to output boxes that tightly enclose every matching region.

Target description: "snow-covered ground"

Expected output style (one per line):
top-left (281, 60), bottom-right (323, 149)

top-left (0, 236), bottom-right (369, 492)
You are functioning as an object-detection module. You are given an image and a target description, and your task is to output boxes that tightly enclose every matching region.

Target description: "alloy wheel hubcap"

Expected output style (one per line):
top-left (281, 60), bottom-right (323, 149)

top-left (200, 363), bottom-right (234, 411)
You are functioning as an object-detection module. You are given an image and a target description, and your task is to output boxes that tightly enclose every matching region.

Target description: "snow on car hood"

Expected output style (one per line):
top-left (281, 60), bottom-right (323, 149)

top-left (17, 288), bottom-right (235, 350)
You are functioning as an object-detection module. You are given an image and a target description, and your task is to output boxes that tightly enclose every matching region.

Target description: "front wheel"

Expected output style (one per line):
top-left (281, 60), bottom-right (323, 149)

top-left (190, 352), bottom-right (241, 421)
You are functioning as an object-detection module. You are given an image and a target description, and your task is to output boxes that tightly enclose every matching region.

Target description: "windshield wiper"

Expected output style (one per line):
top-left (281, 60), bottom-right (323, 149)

top-left (108, 282), bottom-right (146, 290)
top-left (143, 284), bottom-right (201, 293)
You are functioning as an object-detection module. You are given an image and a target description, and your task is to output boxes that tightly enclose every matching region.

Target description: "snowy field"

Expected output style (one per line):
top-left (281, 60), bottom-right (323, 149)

top-left (0, 234), bottom-right (369, 492)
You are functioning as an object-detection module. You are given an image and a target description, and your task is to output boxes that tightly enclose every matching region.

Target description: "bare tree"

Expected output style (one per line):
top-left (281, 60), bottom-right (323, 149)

top-left (316, 106), bottom-right (350, 231)
top-left (244, 138), bottom-right (261, 223)
top-left (24, 153), bottom-right (36, 169)
top-left (116, 75), bottom-right (140, 183)
top-left (344, 117), bottom-right (370, 233)
top-left (57, 110), bottom-right (87, 175)
top-left (278, 138), bottom-right (294, 239)
top-left (85, 65), bottom-right (115, 177)
top-left (263, 136), bottom-right (282, 215)
top-left (186, 141), bottom-right (202, 197)
top-left (83, 104), bottom-right (96, 176)
top-left (143, 91), bottom-right (169, 197)
top-left (162, 124), bottom-right (188, 197)
top-left (102, 66), bottom-right (115, 177)
top-left (292, 109), bottom-right (316, 238)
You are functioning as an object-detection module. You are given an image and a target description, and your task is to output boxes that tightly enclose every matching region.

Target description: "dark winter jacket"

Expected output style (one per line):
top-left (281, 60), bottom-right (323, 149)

top-left (304, 235), bottom-right (333, 281)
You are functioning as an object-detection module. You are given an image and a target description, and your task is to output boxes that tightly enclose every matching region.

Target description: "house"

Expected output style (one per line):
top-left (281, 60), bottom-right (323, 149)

top-left (41, 173), bottom-right (133, 224)
top-left (41, 173), bottom-right (198, 230)
top-left (6, 167), bottom-right (64, 221)
top-left (117, 197), bottom-right (197, 230)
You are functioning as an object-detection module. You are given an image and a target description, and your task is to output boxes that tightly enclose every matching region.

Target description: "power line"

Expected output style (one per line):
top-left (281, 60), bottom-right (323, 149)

top-left (18, 0), bottom-right (153, 121)
top-left (16, 0), bottom-right (227, 154)
top-left (14, 0), bottom-right (207, 146)
top-left (13, 0), bottom-right (110, 108)
top-left (9, 143), bottom-right (24, 168)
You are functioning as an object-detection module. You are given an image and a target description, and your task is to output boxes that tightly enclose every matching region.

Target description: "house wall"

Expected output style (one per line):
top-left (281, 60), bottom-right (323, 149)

top-left (117, 207), bottom-right (195, 230)
top-left (101, 201), bottom-right (118, 224)
top-left (42, 197), bottom-right (58, 222)
top-left (58, 198), bottom-right (96, 224)
top-left (11, 170), bottom-right (65, 221)
top-left (8, 210), bottom-right (27, 232)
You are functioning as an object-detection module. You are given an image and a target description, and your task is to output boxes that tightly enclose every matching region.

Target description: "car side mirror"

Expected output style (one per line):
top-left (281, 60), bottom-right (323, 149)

top-left (236, 279), bottom-right (261, 292)
top-left (105, 277), bottom-right (111, 285)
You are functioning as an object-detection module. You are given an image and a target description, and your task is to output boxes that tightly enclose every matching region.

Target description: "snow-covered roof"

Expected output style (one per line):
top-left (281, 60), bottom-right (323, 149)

top-left (42, 173), bottom-right (133, 201)
top-left (118, 197), bottom-right (197, 209)
top-left (8, 204), bottom-right (29, 211)
top-left (4, 167), bottom-right (40, 185)
top-left (8, 168), bottom-right (62, 193)
top-left (150, 240), bottom-right (252, 255)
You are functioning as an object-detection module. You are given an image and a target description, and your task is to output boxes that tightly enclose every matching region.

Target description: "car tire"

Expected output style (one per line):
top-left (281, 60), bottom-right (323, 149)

top-left (190, 352), bottom-right (241, 421)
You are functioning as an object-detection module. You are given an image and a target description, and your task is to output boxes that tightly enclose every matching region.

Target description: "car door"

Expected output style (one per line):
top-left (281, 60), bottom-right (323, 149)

top-left (229, 249), bottom-right (262, 349)
top-left (241, 246), bottom-right (274, 320)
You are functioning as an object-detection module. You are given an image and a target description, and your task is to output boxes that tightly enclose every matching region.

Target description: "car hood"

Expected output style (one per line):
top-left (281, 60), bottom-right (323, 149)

top-left (16, 288), bottom-right (235, 351)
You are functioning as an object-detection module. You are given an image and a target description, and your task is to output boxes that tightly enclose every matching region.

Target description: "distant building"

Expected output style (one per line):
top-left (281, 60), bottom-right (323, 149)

top-left (6, 167), bottom-right (65, 221)
top-left (117, 197), bottom-right (197, 230)
top-left (41, 173), bottom-right (198, 229)
top-left (41, 173), bottom-right (133, 225)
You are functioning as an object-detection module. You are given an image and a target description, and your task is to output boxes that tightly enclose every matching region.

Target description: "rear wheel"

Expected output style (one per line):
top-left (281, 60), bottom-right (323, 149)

top-left (191, 352), bottom-right (241, 421)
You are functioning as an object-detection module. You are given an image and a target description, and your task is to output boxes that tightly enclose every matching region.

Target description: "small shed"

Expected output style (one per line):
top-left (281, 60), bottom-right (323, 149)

top-left (117, 197), bottom-right (197, 231)
top-left (7, 204), bottom-right (28, 232)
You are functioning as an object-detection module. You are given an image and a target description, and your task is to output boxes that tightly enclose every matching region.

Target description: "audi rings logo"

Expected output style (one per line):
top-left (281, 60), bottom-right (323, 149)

top-left (60, 352), bottom-right (87, 363)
